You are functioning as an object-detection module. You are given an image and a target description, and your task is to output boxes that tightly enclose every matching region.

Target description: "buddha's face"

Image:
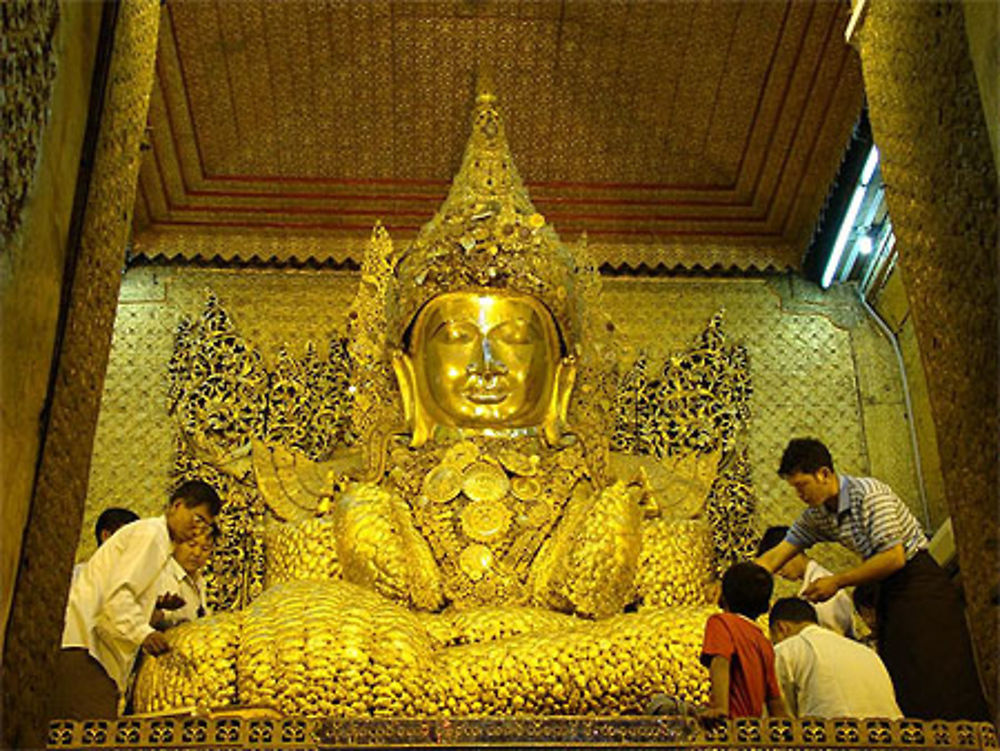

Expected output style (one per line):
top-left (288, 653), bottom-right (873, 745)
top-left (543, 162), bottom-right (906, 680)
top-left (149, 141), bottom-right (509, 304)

top-left (395, 291), bottom-right (574, 443)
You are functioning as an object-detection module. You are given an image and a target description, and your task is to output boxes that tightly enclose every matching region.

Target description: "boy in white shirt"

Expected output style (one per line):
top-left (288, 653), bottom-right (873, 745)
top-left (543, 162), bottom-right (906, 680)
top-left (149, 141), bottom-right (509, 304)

top-left (756, 526), bottom-right (855, 637)
top-left (152, 528), bottom-right (217, 630)
top-left (769, 597), bottom-right (901, 719)
top-left (53, 481), bottom-right (221, 719)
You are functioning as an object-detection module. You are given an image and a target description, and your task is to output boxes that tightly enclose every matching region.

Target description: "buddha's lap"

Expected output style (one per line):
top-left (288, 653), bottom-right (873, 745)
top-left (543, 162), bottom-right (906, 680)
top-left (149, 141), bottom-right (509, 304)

top-left (134, 580), bottom-right (714, 717)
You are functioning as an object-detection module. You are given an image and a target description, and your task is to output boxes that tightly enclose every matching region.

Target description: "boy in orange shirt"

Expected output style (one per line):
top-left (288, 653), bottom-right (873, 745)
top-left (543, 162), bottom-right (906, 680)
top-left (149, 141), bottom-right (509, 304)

top-left (700, 562), bottom-right (787, 719)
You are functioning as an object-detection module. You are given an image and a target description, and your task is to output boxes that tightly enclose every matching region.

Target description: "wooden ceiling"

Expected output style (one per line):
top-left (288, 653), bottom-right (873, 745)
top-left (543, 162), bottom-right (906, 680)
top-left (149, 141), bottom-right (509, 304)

top-left (132, 0), bottom-right (864, 271)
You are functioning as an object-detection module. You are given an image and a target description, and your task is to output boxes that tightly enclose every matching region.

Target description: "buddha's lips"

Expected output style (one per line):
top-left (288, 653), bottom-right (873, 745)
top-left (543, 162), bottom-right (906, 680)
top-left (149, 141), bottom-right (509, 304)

top-left (463, 376), bottom-right (509, 404)
top-left (464, 390), bottom-right (509, 404)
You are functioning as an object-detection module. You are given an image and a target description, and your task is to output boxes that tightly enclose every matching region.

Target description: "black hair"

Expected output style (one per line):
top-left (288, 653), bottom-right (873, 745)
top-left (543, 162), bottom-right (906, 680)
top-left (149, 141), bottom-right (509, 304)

top-left (853, 582), bottom-right (879, 612)
top-left (768, 597), bottom-right (819, 628)
top-left (170, 480), bottom-right (223, 517)
top-left (721, 561), bottom-right (773, 619)
top-left (94, 507), bottom-right (139, 546)
top-left (778, 438), bottom-right (835, 477)
top-left (755, 525), bottom-right (789, 558)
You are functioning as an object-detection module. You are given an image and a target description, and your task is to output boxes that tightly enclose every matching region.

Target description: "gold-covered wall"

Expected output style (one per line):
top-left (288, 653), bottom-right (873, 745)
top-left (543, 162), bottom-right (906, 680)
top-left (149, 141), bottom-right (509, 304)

top-left (81, 264), bottom-right (930, 579)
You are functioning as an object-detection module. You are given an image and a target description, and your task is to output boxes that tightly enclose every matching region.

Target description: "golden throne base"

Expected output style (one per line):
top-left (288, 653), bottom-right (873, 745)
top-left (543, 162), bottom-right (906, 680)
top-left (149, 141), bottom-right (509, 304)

top-left (48, 716), bottom-right (998, 750)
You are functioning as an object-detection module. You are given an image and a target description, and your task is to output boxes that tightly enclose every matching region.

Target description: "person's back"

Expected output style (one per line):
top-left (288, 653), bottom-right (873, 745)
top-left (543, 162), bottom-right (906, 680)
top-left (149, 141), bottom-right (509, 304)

top-left (701, 562), bottom-right (786, 718)
top-left (770, 597), bottom-right (900, 719)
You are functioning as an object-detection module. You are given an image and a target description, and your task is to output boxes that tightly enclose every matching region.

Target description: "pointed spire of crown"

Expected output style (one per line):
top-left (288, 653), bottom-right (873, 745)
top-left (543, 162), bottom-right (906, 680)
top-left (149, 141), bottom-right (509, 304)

top-left (388, 78), bottom-right (580, 351)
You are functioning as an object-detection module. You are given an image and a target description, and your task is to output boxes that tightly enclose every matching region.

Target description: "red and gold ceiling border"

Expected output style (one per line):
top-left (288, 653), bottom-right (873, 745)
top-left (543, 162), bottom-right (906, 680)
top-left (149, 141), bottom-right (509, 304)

top-left (132, 0), bottom-right (863, 271)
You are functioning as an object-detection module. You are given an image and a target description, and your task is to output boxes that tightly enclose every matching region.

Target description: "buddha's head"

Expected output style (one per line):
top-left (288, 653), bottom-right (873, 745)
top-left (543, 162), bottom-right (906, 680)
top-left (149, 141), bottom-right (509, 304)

top-left (349, 84), bottom-right (604, 452)
top-left (393, 291), bottom-right (575, 446)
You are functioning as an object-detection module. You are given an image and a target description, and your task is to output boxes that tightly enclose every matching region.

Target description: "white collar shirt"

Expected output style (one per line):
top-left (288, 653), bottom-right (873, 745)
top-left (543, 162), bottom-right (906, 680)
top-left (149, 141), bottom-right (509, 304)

top-left (62, 516), bottom-right (173, 691)
top-left (799, 560), bottom-right (855, 637)
top-left (774, 624), bottom-right (902, 719)
top-left (157, 557), bottom-right (208, 628)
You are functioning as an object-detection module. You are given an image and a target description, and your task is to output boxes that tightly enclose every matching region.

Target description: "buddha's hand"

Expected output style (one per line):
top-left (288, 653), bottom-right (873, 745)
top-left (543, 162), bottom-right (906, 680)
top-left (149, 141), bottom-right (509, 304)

top-left (332, 482), bottom-right (444, 610)
top-left (531, 480), bottom-right (642, 618)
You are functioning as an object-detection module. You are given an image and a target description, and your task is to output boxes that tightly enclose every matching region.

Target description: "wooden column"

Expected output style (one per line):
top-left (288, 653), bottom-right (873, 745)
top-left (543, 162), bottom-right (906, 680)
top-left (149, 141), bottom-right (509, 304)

top-left (1, 1), bottom-right (160, 746)
top-left (853, 0), bottom-right (999, 720)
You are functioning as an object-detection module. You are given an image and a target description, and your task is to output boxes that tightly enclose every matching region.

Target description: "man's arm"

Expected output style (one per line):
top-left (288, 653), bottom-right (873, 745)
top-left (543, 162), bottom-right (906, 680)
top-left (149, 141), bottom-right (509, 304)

top-left (801, 543), bottom-right (906, 602)
top-left (767, 695), bottom-right (790, 717)
top-left (755, 540), bottom-right (803, 573)
top-left (773, 651), bottom-right (797, 717)
top-left (702, 655), bottom-right (731, 718)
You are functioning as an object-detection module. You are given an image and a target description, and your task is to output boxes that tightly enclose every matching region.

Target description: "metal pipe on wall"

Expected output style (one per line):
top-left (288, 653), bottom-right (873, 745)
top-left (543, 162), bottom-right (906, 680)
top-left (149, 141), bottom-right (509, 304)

top-left (858, 290), bottom-right (932, 531)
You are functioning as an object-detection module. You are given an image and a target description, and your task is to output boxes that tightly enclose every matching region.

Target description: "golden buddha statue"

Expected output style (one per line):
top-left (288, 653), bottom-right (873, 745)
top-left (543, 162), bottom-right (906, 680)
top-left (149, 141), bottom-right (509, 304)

top-left (134, 83), bottom-right (740, 718)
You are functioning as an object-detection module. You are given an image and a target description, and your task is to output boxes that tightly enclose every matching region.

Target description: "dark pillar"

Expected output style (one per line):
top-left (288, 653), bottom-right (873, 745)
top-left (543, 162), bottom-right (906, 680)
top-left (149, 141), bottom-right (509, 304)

top-left (854, 0), bottom-right (998, 721)
top-left (1, 1), bottom-right (160, 746)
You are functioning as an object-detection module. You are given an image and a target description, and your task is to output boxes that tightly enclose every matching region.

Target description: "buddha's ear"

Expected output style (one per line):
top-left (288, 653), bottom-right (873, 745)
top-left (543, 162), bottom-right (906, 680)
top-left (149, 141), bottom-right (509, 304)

top-left (543, 356), bottom-right (577, 446)
top-left (391, 351), bottom-right (431, 448)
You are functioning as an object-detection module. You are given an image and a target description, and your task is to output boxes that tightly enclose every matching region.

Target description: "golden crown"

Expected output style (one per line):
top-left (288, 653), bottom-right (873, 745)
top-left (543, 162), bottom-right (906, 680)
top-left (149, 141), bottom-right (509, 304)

top-left (387, 81), bottom-right (582, 352)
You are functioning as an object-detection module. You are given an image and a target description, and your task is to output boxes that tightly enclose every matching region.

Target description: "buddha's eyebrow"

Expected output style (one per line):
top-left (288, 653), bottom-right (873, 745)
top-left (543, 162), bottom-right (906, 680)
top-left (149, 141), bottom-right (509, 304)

top-left (491, 317), bottom-right (538, 331)
top-left (430, 318), bottom-right (475, 337)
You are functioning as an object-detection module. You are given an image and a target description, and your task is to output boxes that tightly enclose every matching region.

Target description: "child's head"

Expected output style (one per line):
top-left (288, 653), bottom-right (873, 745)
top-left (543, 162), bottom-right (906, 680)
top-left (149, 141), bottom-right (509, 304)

top-left (755, 525), bottom-right (808, 581)
top-left (173, 527), bottom-right (218, 577)
top-left (768, 597), bottom-right (818, 644)
top-left (95, 507), bottom-right (139, 546)
top-left (166, 481), bottom-right (222, 542)
top-left (720, 561), bottom-right (773, 619)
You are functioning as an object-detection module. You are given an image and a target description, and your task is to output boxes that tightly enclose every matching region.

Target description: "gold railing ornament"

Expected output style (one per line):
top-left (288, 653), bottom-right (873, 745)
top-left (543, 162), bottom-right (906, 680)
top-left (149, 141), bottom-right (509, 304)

top-left (47, 717), bottom-right (1000, 749)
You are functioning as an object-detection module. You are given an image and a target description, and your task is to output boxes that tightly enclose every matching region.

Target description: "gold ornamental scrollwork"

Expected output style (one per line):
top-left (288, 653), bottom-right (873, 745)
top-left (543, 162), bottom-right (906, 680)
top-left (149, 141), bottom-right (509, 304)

top-left (612, 311), bottom-right (757, 573)
top-left (168, 295), bottom-right (270, 610)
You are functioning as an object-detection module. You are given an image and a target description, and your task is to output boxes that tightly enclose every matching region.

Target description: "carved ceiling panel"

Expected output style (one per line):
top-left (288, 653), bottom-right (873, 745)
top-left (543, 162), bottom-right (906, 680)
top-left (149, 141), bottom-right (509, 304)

top-left (133, 0), bottom-right (863, 270)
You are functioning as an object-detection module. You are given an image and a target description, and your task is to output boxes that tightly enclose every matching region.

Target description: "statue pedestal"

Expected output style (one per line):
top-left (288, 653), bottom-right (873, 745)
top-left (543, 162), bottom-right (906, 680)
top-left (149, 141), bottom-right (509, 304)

top-left (47, 716), bottom-right (998, 749)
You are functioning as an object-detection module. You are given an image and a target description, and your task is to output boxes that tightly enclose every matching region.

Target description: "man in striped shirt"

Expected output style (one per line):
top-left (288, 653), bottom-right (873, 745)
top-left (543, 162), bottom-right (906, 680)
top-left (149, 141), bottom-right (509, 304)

top-left (756, 438), bottom-right (987, 721)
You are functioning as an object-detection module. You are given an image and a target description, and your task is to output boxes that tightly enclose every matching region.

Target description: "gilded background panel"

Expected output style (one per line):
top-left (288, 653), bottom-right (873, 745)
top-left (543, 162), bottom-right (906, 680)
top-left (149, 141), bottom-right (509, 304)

top-left (82, 266), bottom-right (926, 581)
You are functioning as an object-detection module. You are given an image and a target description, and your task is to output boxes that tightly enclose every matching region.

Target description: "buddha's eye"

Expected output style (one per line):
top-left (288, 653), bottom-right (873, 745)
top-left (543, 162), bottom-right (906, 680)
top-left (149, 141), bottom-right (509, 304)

top-left (433, 321), bottom-right (477, 345)
top-left (491, 319), bottom-right (537, 346)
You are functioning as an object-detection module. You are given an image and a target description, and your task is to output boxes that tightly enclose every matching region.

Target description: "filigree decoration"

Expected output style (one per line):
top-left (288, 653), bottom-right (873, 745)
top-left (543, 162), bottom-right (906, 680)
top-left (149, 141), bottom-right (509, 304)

top-left (168, 294), bottom-right (269, 466)
top-left (47, 717), bottom-right (1000, 749)
top-left (168, 295), bottom-right (272, 610)
top-left (612, 312), bottom-right (756, 570)
top-left (565, 235), bottom-right (618, 486)
top-left (264, 340), bottom-right (354, 461)
top-left (705, 448), bottom-right (759, 576)
top-left (348, 223), bottom-right (405, 477)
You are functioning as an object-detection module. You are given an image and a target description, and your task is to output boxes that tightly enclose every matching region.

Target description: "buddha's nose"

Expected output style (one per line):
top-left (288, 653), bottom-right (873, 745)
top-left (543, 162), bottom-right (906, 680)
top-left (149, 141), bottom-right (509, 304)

top-left (467, 338), bottom-right (509, 376)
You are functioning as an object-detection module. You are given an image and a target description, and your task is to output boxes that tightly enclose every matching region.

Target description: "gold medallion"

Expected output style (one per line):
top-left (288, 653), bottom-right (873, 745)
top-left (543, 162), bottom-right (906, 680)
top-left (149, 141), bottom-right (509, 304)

top-left (458, 544), bottom-right (493, 581)
top-left (498, 448), bottom-right (539, 476)
top-left (511, 475), bottom-right (541, 501)
top-left (442, 440), bottom-right (480, 469)
top-left (555, 447), bottom-right (583, 471)
top-left (461, 462), bottom-right (510, 503)
top-left (460, 498), bottom-right (512, 544)
top-left (526, 501), bottom-right (553, 527)
top-left (422, 464), bottom-right (462, 503)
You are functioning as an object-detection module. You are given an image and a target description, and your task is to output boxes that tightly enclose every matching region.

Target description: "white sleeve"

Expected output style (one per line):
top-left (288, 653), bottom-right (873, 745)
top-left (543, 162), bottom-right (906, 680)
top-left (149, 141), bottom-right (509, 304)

top-left (94, 531), bottom-right (166, 648)
top-left (774, 646), bottom-right (799, 717)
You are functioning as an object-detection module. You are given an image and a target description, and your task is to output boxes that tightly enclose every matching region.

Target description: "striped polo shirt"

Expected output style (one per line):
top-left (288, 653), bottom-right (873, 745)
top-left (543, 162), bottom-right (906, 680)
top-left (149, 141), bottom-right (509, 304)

top-left (785, 474), bottom-right (927, 560)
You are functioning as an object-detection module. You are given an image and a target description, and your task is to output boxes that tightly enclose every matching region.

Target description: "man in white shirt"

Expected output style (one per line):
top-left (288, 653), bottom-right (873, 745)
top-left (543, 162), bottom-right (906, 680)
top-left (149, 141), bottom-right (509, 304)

top-left (769, 597), bottom-right (901, 719)
top-left (757, 526), bottom-right (854, 637)
top-left (52, 481), bottom-right (221, 719)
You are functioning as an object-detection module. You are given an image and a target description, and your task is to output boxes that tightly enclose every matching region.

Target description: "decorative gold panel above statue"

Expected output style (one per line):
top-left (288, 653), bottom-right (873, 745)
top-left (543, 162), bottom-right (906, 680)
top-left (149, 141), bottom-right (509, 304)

top-left (139, 85), bottom-right (757, 718)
